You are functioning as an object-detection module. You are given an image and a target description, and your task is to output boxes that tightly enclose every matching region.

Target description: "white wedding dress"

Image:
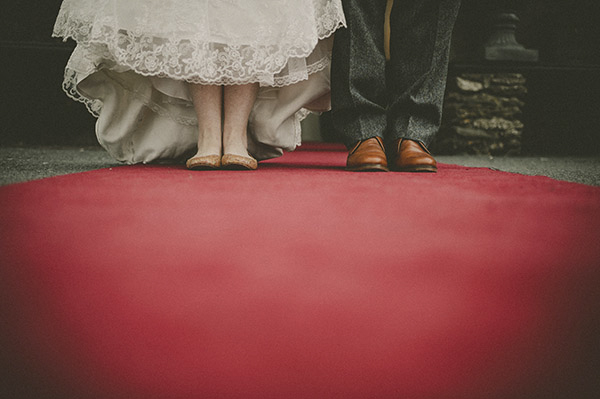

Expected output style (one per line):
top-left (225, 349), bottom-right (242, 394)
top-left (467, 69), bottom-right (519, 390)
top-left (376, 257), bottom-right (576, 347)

top-left (53, 0), bottom-right (345, 163)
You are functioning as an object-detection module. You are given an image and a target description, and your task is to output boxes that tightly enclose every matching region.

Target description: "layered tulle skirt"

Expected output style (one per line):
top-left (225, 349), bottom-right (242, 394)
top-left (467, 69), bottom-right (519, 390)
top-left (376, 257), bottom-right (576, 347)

top-left (53, 0), bottom-right (345, 163)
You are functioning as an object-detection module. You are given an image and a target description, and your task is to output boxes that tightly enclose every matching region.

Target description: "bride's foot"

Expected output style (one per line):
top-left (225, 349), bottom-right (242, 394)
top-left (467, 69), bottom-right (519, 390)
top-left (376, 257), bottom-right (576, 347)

top-left (185, 93), bottom-right (224, 169)
top-left (222, 131), bottom-right (257, 170)
top-left (186, 137), bottom-right (222, 170)
top-left (221, 153), bottom-right (257, 170)
top-left (221, 144), bottom-right (257, 170)
top-left (186, 136), bottom-right (222, 170)
top-left (186, 153), bottom-right (222, 170)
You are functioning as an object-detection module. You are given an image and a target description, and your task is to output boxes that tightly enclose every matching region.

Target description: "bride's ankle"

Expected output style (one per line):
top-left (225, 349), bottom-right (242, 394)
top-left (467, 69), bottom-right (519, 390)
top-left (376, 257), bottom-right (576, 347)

top-left (223, 149), bottom-right (250, 158)
top-left (195, 129), bottom-right (222, 156)
top-left (223, 142), bottom-right (250, 157)
top-left (222, 128), bottom-right (250, 157)
top-left (194, 141), bottom-right (221, 157)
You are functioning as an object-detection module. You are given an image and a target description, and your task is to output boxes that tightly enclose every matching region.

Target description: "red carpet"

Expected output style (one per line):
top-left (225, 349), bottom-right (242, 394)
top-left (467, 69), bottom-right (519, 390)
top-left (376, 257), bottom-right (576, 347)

top-left (1, 144), bottom-right (599, 398)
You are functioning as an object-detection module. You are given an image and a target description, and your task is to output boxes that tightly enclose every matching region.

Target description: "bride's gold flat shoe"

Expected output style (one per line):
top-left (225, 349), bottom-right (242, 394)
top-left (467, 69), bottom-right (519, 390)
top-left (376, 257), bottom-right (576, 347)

top-left (186, 154), bottom-right (222, 170)
top-left (221, 154), bottom-right (258, 170)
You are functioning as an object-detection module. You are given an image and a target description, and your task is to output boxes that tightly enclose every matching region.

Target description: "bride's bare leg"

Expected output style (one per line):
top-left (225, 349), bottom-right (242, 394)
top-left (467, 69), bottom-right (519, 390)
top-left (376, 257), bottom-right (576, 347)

top-left (222, 83), bottom-right (259, 158)
top-left (189, 84), bottom-right (223, 158)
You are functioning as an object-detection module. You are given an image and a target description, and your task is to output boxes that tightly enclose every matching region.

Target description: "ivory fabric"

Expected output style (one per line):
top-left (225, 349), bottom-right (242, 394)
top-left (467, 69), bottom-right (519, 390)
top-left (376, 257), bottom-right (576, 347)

top-left (53, 0), bottom-right (346, 163)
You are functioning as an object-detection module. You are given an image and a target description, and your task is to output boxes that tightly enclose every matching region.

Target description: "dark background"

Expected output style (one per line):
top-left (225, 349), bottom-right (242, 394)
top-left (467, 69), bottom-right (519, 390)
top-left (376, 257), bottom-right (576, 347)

top-left (2, 0), bottom-right (600, 154)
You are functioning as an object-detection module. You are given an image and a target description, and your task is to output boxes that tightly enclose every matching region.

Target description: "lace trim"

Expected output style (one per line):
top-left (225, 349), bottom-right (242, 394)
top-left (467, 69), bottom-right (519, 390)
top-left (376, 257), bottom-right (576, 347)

top-left (53, 1), bottom-right (345, 86)
top-left (63, 65), bottom-right (316, 159)
top-left (65, 68), bottom-right (201, 128)
top-left (271, 54), bottom-right (331, 88)
top-left (61, 50), bottom-right (330, 128)
top-left (294, 108), bottom-right (312, 148)
top-left (62, 69), bottom-right (102, 117)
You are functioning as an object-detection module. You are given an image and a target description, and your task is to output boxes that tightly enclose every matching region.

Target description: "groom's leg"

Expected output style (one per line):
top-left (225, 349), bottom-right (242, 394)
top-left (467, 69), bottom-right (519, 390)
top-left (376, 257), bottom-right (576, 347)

top-left (386, 0), bottom-right (461, 147)
top-left (331, 0), bottom-right (389, 148)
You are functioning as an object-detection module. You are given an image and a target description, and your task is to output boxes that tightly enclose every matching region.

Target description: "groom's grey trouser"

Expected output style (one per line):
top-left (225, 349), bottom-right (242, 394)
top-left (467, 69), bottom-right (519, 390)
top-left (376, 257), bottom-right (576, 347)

top-left (331, 0), bottom-right (461, 148)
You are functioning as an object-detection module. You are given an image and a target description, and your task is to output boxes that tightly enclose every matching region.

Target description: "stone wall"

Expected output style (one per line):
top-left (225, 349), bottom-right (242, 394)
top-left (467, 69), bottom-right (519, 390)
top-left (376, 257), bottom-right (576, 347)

top-left (432, 73), bottom-right (527, 155)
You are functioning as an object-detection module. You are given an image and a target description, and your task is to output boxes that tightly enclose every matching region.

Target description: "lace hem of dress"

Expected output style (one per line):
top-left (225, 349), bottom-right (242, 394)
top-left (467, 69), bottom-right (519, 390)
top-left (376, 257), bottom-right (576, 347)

top-left (63, 66), bottom-right (311, 161)
top-left (53, 2), bottom-right (345, 87)
top-left (62, 60), bottom-right (324, 134)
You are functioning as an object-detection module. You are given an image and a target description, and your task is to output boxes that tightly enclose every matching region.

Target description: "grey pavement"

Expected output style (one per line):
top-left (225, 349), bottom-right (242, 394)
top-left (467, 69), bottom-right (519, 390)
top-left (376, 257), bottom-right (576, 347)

top-left (436, 154), bottom-right (600, 186)
top-left (1, 146), bottom-right (599, 186)
top-left (0, 146), bottom-right (119, 186)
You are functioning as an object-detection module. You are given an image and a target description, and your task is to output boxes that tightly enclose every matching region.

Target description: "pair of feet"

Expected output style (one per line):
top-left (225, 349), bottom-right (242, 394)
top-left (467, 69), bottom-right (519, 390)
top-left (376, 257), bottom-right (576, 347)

top-left (186, 153), bottom-right (258, 170)
top-left (346, 137), bottom-right (437, 172)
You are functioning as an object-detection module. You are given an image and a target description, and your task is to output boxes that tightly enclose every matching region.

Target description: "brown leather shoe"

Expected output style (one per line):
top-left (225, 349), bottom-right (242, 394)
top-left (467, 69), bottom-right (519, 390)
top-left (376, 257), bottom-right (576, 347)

top-left (346, 137), bottom-right (389, 172)
top-left (392, 138), bottom-right (437, 172)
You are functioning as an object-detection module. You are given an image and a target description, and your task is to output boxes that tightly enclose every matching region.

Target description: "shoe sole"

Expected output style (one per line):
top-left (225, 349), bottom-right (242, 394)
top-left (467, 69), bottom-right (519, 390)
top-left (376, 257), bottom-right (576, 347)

top-left (187, 164), bottom-right (220, 170)
top-left (221, 164), bottom-right (257, 171)
top-left (346, 164), bottom-right (389, 172)
top-left (393, 166), bottom-right (437, 173)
